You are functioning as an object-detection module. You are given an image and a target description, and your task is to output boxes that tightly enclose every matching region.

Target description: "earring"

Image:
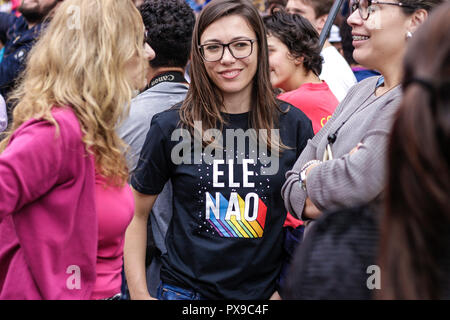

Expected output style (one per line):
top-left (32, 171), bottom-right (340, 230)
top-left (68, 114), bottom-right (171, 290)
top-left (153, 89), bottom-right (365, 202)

top-left (406, 31), bottom-right (413, 39)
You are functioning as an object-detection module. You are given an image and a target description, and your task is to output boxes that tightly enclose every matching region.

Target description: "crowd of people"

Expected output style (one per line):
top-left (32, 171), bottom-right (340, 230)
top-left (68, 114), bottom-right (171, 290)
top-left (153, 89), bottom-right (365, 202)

top-left (0, 0), bottom-right (448, 300)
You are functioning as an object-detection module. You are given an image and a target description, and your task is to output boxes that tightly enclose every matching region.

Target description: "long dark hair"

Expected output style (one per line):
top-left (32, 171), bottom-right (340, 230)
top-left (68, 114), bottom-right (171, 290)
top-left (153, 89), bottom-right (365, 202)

top-left (378, 2), bottom-right (450, 299)
top-left (180, 0), bottom-right (285, 150)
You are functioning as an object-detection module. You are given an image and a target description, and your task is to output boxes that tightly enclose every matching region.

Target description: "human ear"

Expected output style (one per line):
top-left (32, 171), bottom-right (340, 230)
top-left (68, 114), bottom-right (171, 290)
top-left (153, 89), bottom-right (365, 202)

top-left (407, 9), bottom-right (428, 35)
top-left (294, 56), bottom-right (304, 66)
top-left (316, 14), bottom-right (328, 33)
top-left (286, 52), bottom-right (304, 66)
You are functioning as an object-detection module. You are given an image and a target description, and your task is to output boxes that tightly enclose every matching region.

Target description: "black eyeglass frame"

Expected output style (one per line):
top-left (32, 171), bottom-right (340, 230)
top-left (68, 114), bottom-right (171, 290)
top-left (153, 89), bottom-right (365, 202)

top-left (351, 0), bottom-right (415, 20)
top-left (198, 39), bottom-right (257, 62)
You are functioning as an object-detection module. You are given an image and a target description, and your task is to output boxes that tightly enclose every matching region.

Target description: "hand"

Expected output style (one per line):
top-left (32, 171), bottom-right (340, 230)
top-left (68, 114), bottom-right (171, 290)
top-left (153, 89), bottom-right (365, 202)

top-left (304, 197), bottom-right (322, 220)
top-left (270, 291), bottom-right (282, 300)
top-left (305, 162), bottom-right (320, 176)
top-left (349, 143), bottom-right (363, 155)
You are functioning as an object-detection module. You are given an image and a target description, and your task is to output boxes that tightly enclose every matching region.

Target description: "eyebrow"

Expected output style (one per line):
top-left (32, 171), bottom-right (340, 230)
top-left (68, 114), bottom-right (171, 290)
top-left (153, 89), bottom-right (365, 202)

top-left (288, 8), bottom-right (305, 13)
top-left (202, 36), bottom-right (253, 44)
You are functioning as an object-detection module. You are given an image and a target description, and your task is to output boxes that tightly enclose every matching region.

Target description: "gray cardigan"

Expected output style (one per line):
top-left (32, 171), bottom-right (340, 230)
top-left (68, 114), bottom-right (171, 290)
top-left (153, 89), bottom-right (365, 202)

top-left (281, 76), bottom-right (402, 225)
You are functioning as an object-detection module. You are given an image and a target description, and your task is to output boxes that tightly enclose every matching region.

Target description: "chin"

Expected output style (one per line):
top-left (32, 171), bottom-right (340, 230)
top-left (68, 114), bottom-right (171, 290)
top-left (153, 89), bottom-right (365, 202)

top-left (217, 83), bottom-right (246, 94)
top-left (269, 79), bottom-right (279, 89)
top-left (353, 52), bottom-right (371, 69)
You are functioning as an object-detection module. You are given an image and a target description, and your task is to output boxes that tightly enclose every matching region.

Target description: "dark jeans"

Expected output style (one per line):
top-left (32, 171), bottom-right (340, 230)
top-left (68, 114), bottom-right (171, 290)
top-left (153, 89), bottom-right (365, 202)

top-left (278, 225), bottom-right (305, 294)
top-left (157, 281), bottom-right (205, 300)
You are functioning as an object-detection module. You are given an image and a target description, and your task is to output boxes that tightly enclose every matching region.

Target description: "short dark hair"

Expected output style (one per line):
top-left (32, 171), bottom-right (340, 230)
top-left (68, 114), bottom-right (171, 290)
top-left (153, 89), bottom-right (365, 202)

top-left (140, 0), bottom-right (195, 68)
top-left (264, 10), bottom-right (322, 75)
top-left (298, 0), bottom-right (334, 18)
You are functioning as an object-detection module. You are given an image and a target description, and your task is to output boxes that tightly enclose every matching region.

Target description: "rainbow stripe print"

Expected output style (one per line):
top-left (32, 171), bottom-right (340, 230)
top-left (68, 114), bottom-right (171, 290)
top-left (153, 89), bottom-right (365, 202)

top-left (205, 192), bottom-right (267, 238)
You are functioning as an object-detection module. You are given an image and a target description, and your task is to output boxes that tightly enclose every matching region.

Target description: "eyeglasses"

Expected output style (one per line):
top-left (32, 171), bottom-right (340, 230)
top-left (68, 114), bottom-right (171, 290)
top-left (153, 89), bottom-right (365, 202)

top-left (350, 0), bottom-right (415, 20)
top-left (198, 39), bottom-right (257, 62)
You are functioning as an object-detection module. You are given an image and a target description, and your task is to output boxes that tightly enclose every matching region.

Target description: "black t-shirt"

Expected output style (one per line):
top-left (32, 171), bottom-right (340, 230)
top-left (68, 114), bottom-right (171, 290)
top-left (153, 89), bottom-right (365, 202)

top-left (131, 101), bottom-right (313, 299)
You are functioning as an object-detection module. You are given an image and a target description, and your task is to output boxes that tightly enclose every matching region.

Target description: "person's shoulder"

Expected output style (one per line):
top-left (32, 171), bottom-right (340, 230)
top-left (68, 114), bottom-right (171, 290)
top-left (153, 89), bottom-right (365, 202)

top-left (15, 15), bottom-right (27, 29)
top-left (151, 102), bottom-right (182, 129)
top-left (322, 46), bottom-right (356, 76)
top-left (343, 76), bottom-right (380, 99)
top-left (322, 46), bottom-right (348, 66)
top-left (51, 106), bottom-right (80, 126)
top-left (152, 81), bottom-right (189, 93)
top-left (277, 99), bottom-right (310, 123)
top-left (11, 16), bottom-right (37, 39)
top-left (134, 82), bottom-right (188, 101)
top-left (322, 46), bottom-right (349, 65)
top-left (357, 75), bottom-right (381, 87)
top-left (277, 88), bottom-right (296, 101)
top-left (0, 12), bottom-right (19, 29)
top-left (9, 107), bottom-right (82, 151)
top-left (50, 107), bottom-right (85, 143)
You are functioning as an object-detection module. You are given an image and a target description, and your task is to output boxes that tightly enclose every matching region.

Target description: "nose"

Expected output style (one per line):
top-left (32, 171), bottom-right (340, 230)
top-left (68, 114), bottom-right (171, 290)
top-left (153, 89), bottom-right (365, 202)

top-left (347, 7), bottom-right (363, 27)
top-left (144, 43), bottom-right (156, 61)
top-left (220, 45), bottom-right (236, 64)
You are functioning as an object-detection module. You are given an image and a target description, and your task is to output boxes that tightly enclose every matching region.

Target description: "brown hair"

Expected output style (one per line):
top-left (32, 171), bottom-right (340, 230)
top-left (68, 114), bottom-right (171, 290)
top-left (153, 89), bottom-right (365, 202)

top-left (399, 0), bottom-right (445, 14)
top-left (180, 0), bottom-right (286, 151)
top-left (296, 0), bottom-right (334, 18)
top-left (378, 1), bottom-right (450, 299)
top-left (264, 10), bottom-right (323, 76)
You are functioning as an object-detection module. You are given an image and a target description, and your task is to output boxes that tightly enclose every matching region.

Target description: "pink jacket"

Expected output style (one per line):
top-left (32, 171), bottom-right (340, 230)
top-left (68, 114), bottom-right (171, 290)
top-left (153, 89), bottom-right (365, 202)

top-left (0, 107), bottom-right (98, 299)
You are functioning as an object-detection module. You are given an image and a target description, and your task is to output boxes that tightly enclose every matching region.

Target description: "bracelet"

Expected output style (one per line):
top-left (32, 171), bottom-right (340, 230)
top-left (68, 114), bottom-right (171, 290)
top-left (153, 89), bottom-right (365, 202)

top-left (300, 160), bottom-right (322, 172)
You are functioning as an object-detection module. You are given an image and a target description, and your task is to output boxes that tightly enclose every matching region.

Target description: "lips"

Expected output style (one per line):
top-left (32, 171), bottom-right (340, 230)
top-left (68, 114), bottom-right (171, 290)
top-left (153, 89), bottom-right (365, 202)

top-left (219, 69), bottom-right (242, 79)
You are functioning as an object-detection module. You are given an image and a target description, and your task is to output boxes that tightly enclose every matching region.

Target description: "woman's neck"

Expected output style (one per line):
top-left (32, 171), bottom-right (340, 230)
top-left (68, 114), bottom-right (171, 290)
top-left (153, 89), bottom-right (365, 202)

top-left (221, 88), bottom-right (252, 114)
top-left (282, 68), bottom-right (321, 92)
top-left (375, 54), bottom-right (404, 96)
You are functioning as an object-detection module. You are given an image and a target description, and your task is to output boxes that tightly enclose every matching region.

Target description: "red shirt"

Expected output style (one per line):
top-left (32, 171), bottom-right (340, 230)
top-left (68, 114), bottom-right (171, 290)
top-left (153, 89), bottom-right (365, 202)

top-left (278, 81), bottom-right (339, 134)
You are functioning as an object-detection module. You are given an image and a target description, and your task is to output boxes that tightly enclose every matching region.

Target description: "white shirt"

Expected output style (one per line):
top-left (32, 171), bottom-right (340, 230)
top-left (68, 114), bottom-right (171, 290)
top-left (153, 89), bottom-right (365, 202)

top-left (320, 46), bottom-right (357, 102)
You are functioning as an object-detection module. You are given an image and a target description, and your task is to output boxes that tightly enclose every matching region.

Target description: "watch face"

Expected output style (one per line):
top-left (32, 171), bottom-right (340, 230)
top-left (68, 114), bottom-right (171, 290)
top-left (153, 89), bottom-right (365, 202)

top-left (300, 170), bottom-right (307, 191)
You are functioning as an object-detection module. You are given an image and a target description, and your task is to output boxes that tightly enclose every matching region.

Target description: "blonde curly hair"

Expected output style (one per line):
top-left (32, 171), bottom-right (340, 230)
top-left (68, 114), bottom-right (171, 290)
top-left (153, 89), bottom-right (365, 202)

top-left (1, 0), bottom-right (148, 186)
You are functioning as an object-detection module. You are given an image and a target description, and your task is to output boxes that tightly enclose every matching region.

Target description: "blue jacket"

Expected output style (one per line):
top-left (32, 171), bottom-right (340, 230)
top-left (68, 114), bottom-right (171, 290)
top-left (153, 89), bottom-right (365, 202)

top-left (185, 0), bottom-right (211, 12)
top-left (0, 13), bottom-right (45, 100)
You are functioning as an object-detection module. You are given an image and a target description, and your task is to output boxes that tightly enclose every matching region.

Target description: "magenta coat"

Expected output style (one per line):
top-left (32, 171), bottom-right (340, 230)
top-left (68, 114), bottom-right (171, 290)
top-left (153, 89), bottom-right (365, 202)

top-left (0, 107), bottom-right (97, 299)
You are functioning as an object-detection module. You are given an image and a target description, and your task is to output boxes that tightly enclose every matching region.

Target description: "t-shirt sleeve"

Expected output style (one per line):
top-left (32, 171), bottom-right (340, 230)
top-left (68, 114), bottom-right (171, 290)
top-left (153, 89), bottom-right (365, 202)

top-left (131, 116), bottom-right (173, 195)
top-left (296, 114), bottom-right (314, 159)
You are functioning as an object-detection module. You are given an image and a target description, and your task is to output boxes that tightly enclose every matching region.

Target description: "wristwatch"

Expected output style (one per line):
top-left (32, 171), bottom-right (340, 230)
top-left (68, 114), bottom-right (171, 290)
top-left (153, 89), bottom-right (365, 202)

top-left (298, 160), bottom-right (322, 191)
top-left (299, 168), bottom-right (308, 191)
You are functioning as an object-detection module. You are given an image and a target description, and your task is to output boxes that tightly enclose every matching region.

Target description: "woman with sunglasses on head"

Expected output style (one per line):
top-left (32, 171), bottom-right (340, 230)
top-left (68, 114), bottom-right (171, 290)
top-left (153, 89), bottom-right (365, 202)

top-left (0, 0), bottom-right (154, 299)
top-left (282, 0), bottom-right (443, 234)
top-left (125, 0), bottom-right (313, 300)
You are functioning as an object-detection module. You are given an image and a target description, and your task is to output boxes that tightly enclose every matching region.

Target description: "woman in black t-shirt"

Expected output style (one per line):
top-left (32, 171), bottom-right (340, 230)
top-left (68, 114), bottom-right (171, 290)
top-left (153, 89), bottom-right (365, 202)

top-left (124, 0), bottom-right (313, 300)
